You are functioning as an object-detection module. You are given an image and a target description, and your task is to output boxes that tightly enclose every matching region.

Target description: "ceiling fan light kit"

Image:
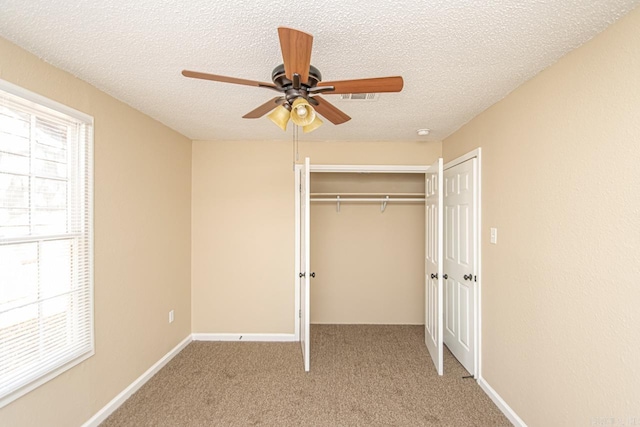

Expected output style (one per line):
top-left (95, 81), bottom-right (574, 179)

top-left (182, 27), bottom-right (404, 134)
top-left (267, 104), bottom-right (291, 131)
top-left (290, 98), bottom-right (316, 126)
top-left (303, 115), bottom-right (323, 134)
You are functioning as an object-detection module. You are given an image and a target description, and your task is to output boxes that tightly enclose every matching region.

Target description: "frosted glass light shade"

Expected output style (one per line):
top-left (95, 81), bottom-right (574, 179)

top-left (267, 105), bottom-right (291, 131)
top-left (303, 115), bottom-right (323, 133)
top-left (290, 98), bottom-right (316, 126)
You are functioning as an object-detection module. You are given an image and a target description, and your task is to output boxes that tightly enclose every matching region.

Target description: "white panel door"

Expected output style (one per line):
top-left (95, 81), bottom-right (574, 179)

top-left (425, 158), bottom-right (444, 375)
top-left (443, 158), bottom-right (476, 375)
top-left (299, 157), bottom-right (311, 372)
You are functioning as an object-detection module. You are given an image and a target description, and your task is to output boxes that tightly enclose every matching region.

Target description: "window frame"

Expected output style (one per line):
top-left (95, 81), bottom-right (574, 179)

top-left (0, 79), bottom-right (94, 408)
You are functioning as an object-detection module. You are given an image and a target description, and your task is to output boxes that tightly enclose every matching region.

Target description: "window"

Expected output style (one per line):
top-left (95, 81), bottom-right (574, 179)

top-left (0, 80), bottom-right (93, 407)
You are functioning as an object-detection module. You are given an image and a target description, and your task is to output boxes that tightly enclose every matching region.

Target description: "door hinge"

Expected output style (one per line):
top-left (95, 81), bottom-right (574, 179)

top-left (299, 309), bottom-right (301, 319)
top-left (474, 275), bottom-right (477, 282)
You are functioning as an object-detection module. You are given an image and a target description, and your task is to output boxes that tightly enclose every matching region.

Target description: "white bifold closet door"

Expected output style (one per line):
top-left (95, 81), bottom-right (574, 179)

top-left (300, 157), bottom-right (311, 372)
top-left (425, 158), bottom-right (444, 375)
top-left (443, 158), bottom-right (477, 375)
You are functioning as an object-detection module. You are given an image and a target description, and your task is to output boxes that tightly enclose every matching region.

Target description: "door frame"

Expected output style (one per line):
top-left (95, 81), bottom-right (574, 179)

top-left (294, 155), bottom-right (482, 377)
top-left (293, 163), bottom-right (429, 346)
top-left (444, 148), bottom-right (482, 379)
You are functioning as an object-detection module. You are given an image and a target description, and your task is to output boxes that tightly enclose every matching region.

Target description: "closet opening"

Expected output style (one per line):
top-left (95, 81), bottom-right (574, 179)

top-left (294, 154), bottom-right (482, 381)
top-left (308, 172), bottom-right (426, 326)
top-left (294, 161), bottom-right (436, 373)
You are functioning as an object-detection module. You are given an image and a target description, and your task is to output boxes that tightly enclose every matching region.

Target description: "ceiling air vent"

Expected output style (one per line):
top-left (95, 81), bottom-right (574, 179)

top-left (338, 93), bottom-right (380, 101)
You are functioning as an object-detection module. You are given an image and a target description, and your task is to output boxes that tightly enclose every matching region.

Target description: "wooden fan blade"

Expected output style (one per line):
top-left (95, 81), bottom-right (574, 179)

top-left (242, 97), bottom-right (285, 119)
top-left (312, 96), bottom-right (351, 125)
top-left (278, 27), bottom-right (313, 84)
top-left (182, 70), bottom-right (276, 88)
top-left (317, 76), bottom-right (404, 94)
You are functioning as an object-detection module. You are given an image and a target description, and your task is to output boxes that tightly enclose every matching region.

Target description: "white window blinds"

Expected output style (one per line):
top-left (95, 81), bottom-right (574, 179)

top-left (0, 81), bottom-right (94, 407)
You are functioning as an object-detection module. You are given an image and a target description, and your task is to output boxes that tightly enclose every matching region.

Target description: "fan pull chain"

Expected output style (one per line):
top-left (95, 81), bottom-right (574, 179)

top-left (291, 125), bottom-right (301, 171)
top-left (295, 125), bottom-right (300, 162)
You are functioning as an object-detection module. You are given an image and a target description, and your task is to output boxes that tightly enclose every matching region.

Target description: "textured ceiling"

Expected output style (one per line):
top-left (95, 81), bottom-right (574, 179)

top-left (0, 0), bottom-right (638, 142)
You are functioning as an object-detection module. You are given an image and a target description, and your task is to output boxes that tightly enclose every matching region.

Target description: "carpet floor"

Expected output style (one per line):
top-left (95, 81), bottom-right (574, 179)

top-left (101, 325), bottom-right (510, 426)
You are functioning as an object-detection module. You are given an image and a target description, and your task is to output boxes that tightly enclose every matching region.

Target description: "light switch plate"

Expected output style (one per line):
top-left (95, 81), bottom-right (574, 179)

top-left (490, 228), bottom-right (498, 244)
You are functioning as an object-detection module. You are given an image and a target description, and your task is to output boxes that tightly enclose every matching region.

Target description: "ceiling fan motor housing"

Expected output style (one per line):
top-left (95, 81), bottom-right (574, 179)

top-left (272, 64), bottom-right (322, 104)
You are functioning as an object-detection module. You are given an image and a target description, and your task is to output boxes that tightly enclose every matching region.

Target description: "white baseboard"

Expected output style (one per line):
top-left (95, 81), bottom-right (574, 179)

top-left (192, 333), bottom-right (296, 342)
top-left (81, 335), bottom-right (192, 427)
top-left (478, 376), bottom-right (527, 427)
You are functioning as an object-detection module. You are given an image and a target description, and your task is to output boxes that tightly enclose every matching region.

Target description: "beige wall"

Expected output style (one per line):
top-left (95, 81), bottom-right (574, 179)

top-left (299, 140), bottom-right (440, 166)
top-left (191, 140), bottom-right (295, 333)
top-left (191, 140), bottom-right (440, 333)
top-left (310, 173), bottom-right (426, 324)
top-left (0, 38), bottom-right (192, 426)
top-left (443, 6), bottom-right (640, 426)
top-left (310, 203), bottom-right (425, 324)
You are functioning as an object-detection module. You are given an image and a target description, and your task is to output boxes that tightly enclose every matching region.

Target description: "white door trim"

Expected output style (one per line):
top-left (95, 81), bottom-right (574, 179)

top-left (444, 148), bottom-right (482, 379)
top-left (444, 148), bottom-right (481, 170)
top-left (294, 165), bottom-right (302, 341)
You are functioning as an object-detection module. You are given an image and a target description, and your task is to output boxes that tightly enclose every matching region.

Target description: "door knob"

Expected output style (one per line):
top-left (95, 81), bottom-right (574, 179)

top-left (310, 272), bottom-right (316, 278)
top-left (299, 272), bottom-right (306, 278)
top-left (430, 273), bottom-right (438, 279)
top-left (464, 274), bottom-right (473, 281)
top-left (443, 274), bottom-right (448, 280)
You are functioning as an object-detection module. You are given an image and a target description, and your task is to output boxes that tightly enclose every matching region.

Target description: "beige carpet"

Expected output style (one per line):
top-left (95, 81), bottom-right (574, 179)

top-left (102, 325), bottom-right (510, 426)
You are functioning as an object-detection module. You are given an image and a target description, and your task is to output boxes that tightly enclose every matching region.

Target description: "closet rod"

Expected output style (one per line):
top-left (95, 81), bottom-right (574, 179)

top-left (311, 198), bottom-right (425, 202)
top-left (311, 196), bottom-right (424, 213)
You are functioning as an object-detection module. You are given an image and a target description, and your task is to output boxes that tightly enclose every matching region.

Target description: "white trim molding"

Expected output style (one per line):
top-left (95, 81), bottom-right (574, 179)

top-left (444, 147), bottom-right (482, 170)
top-left (192, 333), bottom-right (297, 342)
top-left (0, 78), bottom-right (94, 124)
top-left (81, 335), bottom-right (192, 427)
top-left (310, 164), bottom-right (429, 173)
top-left (478, 376), bottom-right (527, 427)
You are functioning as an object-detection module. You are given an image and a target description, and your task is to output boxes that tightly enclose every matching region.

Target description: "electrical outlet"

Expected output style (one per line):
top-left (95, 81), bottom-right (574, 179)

top-left (169, 310), bottom-right (174, 323)
top-left (490, 228), bottom-right (498, 244)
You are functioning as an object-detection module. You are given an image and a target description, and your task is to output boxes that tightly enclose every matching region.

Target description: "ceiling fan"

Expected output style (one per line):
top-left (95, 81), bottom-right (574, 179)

top-left (182, 27), bottom-right (404, 133)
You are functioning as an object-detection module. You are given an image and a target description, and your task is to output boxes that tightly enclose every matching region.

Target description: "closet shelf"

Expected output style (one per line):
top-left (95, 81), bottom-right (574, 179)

top-left (310, 192), bottom-right (425, 198)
